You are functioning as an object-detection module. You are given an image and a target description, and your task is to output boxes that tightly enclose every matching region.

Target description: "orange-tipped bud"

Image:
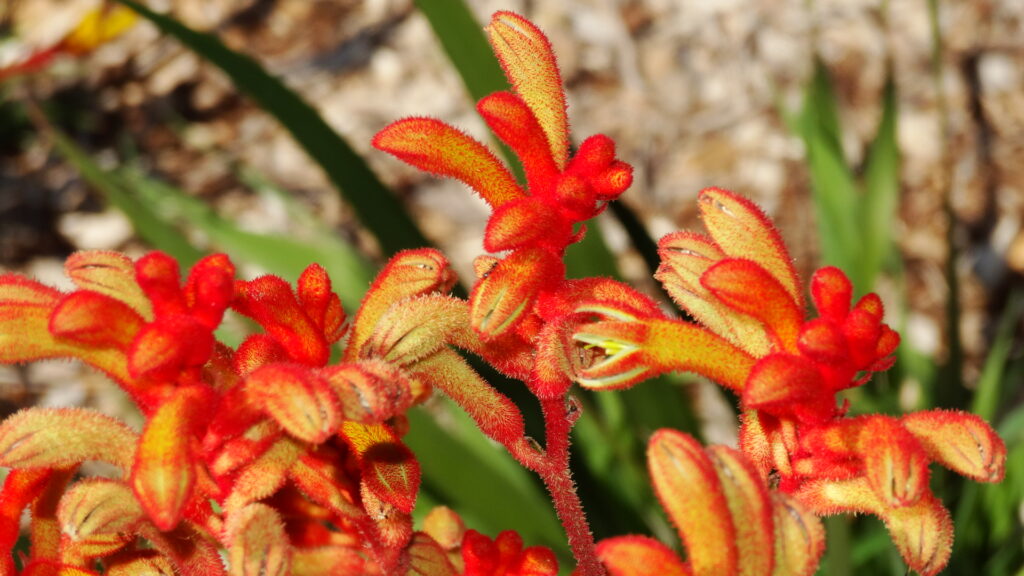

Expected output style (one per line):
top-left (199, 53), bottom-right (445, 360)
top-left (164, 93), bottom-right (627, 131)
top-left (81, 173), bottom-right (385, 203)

top-left (0, 407), bottom-right (137, 471)
top-left (701, 259), bottom-right (803, 353)
top-left (697, 188), bottom-right (802, 307)
top-left (321, 361), bottom-right (413, 424)
top-left (226, 503), bottom-right (291, 576)
top-left (486, 11), bottom-right (569, 169)
top-left (373, 117), bottom-right (525, 210)
top-left (596, 535), bottom-right (692, 576)
top-left (64, 251), bottom-right (152, 319)
top-left (341, 422), bottom-right (420, 514)
top-left (245, 363), bottom-right (340, 444)
top-left (406, 532), bottom-right (458, 575)
top-left (883, 495), bottom-right (953, 576)
top-left (361, 295), bottom-right (467, 365)
top-left (647, 430), bottom-right (737, 576)
top-left (132, 390), bottom-right (203, 531)
top-left (859, 417), bottom-right (929, 507)
top-left (769, 493), bottom-right (824, 576)
top-left (57, 479), bottom-right (143, 541)
top-left (470, 248), bottom-right (560, 339)
top-left (901, 410), bottom-right (1006, 483)
top-left (346, 249), bottom-right (455, 361)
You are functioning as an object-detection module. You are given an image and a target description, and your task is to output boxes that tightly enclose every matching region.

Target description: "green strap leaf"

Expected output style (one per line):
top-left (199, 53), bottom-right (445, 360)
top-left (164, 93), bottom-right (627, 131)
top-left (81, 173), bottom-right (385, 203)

top-left (116, 0), bottom-right (429, 257)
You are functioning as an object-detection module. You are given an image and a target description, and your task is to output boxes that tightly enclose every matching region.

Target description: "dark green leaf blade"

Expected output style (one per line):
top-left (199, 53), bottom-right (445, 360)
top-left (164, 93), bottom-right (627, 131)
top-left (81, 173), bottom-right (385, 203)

top-left (115, 0), bottom-right (429, 257)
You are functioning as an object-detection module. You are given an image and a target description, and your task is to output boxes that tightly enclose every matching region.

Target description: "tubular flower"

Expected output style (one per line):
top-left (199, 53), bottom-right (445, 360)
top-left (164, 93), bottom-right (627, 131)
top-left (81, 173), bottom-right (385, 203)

top-left (373, 11), bottom-right (634, 367)
top-left (573, 187), bottom-right (1005, 575)
top-left (0, 248), bottom-right (512, 575)
top-left (598, 430), bottom-right (824, 576)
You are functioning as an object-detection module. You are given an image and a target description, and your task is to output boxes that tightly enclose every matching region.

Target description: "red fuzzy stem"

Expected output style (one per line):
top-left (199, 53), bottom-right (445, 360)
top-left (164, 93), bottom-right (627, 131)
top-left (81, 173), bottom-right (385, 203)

top-left (537, 396), bottom-right (604, 576)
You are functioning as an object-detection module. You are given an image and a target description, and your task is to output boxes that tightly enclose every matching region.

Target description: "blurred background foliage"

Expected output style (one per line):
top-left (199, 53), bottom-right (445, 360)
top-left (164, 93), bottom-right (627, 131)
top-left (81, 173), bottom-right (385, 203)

top-left (0, 0), bottom-right (1022, 574)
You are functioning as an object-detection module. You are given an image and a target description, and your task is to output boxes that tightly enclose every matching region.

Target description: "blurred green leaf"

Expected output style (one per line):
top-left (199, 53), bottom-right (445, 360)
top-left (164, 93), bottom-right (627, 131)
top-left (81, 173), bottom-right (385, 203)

top-left (798, 60), bottom-right (861, 289)
top-left (414, 0), bottom-right (506, 105)
top-left (48, 129), bottom-right (204, 267)
top-left (404, 401), bottom-right (566, 557)
top-left (116, 0), bottom-right (429, 257)
top-left (123, 170), bottom-right (374, 310)
top-left (861, 73), bottom-right (900, 291)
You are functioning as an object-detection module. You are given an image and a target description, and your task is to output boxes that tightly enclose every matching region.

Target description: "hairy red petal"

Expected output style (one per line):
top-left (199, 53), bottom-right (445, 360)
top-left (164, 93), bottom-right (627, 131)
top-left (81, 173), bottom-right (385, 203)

top-left (182, 253), bottom-right (235, 331)
top-left (373, 117), bottom-right (524, 209)
top-left (478, 92), bottom-right (560, 192)
top-left (234, 275), bottom-right (328, 366)
top-left (647, 430), bottom-right (737, 576)
top-left (341, 422), bottom-right (420, 514)
top-left (128, 315), bottom-right (213, 381)
top-left (702, 259), bottom-right (802, 353)
top-left (49, 290), bottom-right (144, 349)
top-left (484, 198), bottom-right (566, 253)
top-left (134, 252), bottom-right (187, 317)
top-left (901, 409), bottom-right (1006, 482)
top-left (597, 535), bottom-right (690, 576)
top-left (486, 11), bottom-right (569, 169)
top-left (698, 188), bottom-right (802, 308)
top-left (298, 263), bottom-right (346, 344)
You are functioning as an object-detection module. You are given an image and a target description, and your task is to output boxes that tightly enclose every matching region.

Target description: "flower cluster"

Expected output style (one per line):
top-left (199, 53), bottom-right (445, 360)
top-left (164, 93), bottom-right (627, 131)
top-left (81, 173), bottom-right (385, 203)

top-left (0, 9), bottom-right (1007, 576)
top-left (574, 188), bottom-right (1006, 575)
top-left (0, 248), bottom-right (545, 575)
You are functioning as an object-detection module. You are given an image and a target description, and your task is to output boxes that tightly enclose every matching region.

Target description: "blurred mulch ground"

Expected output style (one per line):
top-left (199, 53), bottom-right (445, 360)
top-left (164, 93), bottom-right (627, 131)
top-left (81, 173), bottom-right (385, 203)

top-left (1, 0), bottom-right (1023, 414)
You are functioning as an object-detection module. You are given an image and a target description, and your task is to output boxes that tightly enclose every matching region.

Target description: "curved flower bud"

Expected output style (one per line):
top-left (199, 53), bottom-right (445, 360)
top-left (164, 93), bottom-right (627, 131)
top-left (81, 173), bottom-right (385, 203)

top-left (697, 188), bottom-right (801, 308)
top-left (647, 430), bottom-right (737, 576)
top-left (486, 11), bottom-right (569, 169)
top-left (347, 249), bottom-right (455, 360)
top-left (64, 251), bottom-right (152, 320)
top-left (901, 409), bottom-right (1005, 483)
top-left (245, 363), bottom-right (340, 444)
top-left (225, 503), bottom-right (291, 576)
top-left (57, 479), bottom-right (144, 541)
top-left (132, 386), bottom-right (212, 531)
top-left (597, 535), bottom-right (691, 576)
top-left (573, 318), bottom-right (754, 392)
top-left (470, 248), bottom-right (560, 339)
top-left (341, 422), bottom-right (420, 515)
top-left (0, 408), bottom-right (137, 471)
top-left (373, 117), bottom-right (525, 210)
